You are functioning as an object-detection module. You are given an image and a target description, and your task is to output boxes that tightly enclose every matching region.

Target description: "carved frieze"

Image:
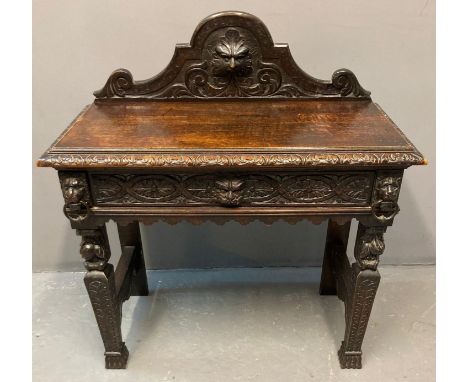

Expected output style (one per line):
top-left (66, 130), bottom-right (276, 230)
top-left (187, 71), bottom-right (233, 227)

top-left (90, 172), bottom-right (374, 207)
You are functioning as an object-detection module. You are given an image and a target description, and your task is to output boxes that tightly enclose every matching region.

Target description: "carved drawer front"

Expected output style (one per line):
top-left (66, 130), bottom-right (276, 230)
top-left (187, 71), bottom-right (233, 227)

top-left (90, 172), bottom-right (374, 207)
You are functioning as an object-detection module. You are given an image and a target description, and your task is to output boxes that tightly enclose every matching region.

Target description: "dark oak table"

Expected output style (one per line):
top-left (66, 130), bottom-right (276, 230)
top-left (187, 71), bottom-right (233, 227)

top-left (38, 11), bottom-right (425, 369)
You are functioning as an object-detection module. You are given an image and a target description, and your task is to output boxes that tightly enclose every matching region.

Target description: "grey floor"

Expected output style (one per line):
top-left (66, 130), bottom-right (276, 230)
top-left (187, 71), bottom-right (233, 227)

top-left (33, 266), bottom-right (435, 382)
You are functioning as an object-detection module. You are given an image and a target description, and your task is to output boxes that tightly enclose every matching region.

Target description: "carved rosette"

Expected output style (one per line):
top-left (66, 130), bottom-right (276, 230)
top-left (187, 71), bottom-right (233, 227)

top-left (354, 225), bottom-right (386, 271)
top-left (77, 228), bottom-right (111, 271)
top-left (372, 173), bottom-right (402, 222)
top-left (59, 172), bottom-right (91, 222)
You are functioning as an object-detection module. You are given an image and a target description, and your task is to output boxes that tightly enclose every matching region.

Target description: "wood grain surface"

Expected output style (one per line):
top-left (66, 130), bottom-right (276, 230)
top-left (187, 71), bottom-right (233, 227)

top-left (51, 100), bottom-right (413, 151)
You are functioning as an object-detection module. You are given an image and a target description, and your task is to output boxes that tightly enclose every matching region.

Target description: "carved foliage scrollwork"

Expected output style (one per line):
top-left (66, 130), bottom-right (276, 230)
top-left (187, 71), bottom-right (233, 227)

top-left (332, 69), bottom-right (371, 98)
top-left (157, 27), bottom-right (283, 99)
top-left (93, 69), bottom-right (134, 99)
top-left (59, 172), bottom-right (91, 222)
top-left (181, 29), bottom-right (282, 98)
top-left (41, 152), bottom-right (425, 169)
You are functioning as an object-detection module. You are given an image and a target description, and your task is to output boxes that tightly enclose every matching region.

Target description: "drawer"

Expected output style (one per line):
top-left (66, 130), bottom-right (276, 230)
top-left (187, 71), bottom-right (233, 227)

top-left (89, 172), bottom-right (375, 207)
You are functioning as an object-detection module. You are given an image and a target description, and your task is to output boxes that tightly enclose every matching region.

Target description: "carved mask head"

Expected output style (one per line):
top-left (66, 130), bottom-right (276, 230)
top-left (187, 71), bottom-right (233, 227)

top-left (378, 177), bottom-right (399, 201)
top-left (63, 177), bottom-right (85, 203)
top-left (212, 29), bottom-right (252, 77)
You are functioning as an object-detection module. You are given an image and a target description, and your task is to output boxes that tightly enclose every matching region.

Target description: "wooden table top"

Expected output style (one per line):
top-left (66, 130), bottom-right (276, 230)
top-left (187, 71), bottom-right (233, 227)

top-left (38, 99), bottom-right (424, 170)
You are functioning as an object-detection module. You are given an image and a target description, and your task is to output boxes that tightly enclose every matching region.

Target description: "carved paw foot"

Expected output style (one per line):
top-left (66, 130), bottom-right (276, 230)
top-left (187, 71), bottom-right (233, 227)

top-left (338, 342), bottom-right (362, 369)
top-left (105, 343), bottom-right (129, 369)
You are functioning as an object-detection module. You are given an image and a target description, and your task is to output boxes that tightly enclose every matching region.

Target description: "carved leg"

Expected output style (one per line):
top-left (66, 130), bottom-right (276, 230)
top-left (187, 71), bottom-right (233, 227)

top-left (337, 223), bottom-right (386, 369)
top-left (319, 219), bottom-right (351, 295)
top-left (117, 222), bottom-right (149, 296)
top-left (78, 226), bottom-right (129, 369)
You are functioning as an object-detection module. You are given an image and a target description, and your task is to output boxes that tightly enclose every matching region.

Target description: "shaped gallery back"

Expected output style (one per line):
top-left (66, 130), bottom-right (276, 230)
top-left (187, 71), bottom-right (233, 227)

top-left (94, 11), bottom-right (370, 100)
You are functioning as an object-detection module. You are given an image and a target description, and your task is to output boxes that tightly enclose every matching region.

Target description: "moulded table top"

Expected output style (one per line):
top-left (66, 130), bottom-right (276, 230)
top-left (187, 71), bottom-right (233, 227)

top-left (38, 99), bottom-right (425, 169)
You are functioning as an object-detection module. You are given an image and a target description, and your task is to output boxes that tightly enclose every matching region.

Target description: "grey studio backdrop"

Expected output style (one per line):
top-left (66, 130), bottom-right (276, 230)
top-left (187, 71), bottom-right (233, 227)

top-left (33, 1), bottom-right (435, 272)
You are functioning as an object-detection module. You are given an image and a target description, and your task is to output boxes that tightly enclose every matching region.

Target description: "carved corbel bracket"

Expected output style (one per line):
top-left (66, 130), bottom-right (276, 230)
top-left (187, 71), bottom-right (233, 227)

top-left (59, 172), bottom-right (91, 223)
top-left (77, 228), bottom-right (111, 271)
top-left (354, 224), bottom-right (386, 271)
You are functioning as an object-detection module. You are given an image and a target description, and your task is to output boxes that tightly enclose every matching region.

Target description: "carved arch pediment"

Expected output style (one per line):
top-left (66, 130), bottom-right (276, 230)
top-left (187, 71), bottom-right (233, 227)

top-left (94, 11), bottom-right (370, 100)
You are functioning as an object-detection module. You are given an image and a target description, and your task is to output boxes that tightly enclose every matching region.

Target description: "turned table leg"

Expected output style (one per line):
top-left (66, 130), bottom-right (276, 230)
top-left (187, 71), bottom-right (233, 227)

top-left (78, 226), bottom-right (129, 369)
top-left (337, 222), bottom-right (386, 369)
top-left (117, 222), bottom-right (149, 297)
top-left (319, 219), bottom-right (351, 295)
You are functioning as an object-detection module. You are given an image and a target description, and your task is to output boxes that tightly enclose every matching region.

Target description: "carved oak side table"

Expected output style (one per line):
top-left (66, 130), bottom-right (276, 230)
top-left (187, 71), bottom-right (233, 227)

top-left (37, 11), bottom-right (425, 369)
